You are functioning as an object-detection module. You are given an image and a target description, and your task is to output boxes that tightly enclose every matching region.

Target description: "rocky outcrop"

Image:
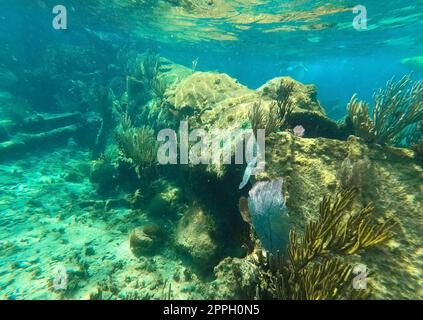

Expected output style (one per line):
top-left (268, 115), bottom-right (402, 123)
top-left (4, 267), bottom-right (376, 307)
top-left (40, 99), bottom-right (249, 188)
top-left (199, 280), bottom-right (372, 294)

top-left (260, 132), bottom-right (423, 299)
top-left (174, 204), bottom-right (218, 268)
top-left (257, 76), bottom-right (323, 113)
top-left (162, 69), bottom-right (349, 176)
top-left (211, 255), bottom-right (258, 299)
top-left (165, 72), bottom-right (331, 133)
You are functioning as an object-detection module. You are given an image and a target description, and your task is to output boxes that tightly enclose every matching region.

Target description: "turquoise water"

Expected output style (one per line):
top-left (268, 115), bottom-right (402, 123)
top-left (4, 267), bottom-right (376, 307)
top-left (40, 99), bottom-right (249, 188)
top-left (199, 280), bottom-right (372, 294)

top-left (4, 1), bottom-right (423, 117)
top-left (0, 1), bottom-right (422, 300)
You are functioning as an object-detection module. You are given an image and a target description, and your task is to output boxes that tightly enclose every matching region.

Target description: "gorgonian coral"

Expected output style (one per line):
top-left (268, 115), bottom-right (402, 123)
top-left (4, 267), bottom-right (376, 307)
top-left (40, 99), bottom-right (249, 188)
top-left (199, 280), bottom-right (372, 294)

top-left (348, 74), bottom-right (423, 146)
top-left (116, 120), bottom-right (158, 176)
top-left (257, 188), bottom-right (395, 300)
top-left (247, 179), bottom-right (290, 253)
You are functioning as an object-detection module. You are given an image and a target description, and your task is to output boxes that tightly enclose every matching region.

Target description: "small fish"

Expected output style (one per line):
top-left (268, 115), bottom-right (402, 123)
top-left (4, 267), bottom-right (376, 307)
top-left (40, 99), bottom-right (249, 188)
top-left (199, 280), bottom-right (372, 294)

top-left (401, 55), bottom-right (423, 72)
top-left (307, 36), bottom-right (321, 43)
top-left (286, 63), bottom-right (309, 73)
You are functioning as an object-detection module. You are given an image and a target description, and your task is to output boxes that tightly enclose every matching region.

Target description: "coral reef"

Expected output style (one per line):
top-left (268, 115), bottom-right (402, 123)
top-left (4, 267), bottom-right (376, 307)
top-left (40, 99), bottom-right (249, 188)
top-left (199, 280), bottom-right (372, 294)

top-left (165, 69), bottom-right (346, 177)
top-left (1, 51), bottom-right (421, 301)
top-left (348, 74), bottom-right (423, 146)
top-left (256, 189), bottom-right (395, 300)
top-left (262, 132), bottom-right (422, 299)
top-left (116, 124), bottom-right (158, 176)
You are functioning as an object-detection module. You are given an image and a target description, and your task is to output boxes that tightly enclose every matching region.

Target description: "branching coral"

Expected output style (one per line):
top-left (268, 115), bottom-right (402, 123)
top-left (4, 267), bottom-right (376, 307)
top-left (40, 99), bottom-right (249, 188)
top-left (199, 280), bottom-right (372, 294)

top-left (347, 74), bottom-right (423, 146)
top-left (248, 101), bottom-right (264, 133)
top-left (257, 188), bottom-right (395, 300)
top-left (151, 73), bottom-right (168, 105)
top-left (91, 87), bottom-right (116, 157)
top-left (373, 75), bottom-right (423, 144)
top-left (120, 112), bottom-right (133, 132)
top-left (122, 51), bottom-right (168, 121)
top-left (116, 123), bottom-right (158, 176)
top-left (140, 51), bottom-right (167, 105)
top-left (273, 81), bottom-right (294, 128)
top-left (139, 50), bottom-right (161, 81)
top-left (291, 258), bottom-right (354, 300)
top-left (249, 100), bottom-right (280, 134)
top-left (347, 94), bottom-right (374, 142)
top-left (249, 81), bottom-right (295, 135)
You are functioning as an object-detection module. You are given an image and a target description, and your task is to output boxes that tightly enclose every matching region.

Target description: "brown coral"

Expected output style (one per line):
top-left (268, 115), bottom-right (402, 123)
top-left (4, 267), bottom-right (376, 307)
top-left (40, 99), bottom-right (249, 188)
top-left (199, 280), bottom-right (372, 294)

top-left (116, 125), bottom-right (158, 175)
top-left (347, 94), bottom-right (374, 142)
top-left (347, 74), bottom-right (423, 145)
top-left (257, 189), bottom-right (395, 300)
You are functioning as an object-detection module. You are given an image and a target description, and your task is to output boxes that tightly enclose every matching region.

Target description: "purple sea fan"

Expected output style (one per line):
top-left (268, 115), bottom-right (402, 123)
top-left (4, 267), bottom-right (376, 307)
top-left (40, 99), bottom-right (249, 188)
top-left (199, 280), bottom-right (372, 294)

top-left (247, 178), bottom-right (290, 253)
top-left (293, 125), bottom-right (305, 137)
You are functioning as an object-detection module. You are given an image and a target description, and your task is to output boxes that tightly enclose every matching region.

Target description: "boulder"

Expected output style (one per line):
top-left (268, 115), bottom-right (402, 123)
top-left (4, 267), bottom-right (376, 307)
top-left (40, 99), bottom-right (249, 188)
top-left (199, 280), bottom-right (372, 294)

top-left (174, 204), bottom-right (218, 267)
top-left (211, 256), bottom-right (258, 299)
top-left (130, 223), bottom-right (164, 256)
top-left (166, 72), bottom-right (331, 132)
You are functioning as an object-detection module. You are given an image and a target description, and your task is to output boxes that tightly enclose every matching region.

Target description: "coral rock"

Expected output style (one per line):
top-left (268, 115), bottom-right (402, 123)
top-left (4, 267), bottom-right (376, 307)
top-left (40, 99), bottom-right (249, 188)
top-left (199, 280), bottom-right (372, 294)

top-left (130, 224), bottom-right (163, 256)
top-left (175, 205), bottom-right (217, 267)
top-left (264, 132), bottom-right (423, 299)
top-left (257, 76), bottom-right (324, 113)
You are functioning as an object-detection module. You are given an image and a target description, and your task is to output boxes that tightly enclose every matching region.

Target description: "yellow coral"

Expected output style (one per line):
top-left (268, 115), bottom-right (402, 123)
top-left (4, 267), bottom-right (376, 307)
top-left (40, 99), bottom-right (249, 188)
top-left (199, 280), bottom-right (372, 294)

top-left (258, 188), bottom-right (395, 300)
top-left (116, 125), bottom-right (158, 176)
top-left (347, 94), bottom-right (375, 142)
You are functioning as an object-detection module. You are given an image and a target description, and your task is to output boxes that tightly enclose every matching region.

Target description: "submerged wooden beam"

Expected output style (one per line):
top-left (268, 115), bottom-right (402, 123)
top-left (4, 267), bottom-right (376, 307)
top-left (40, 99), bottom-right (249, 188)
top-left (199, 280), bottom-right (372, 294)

top-left (0, 125), bottom-right (80, 160)
top-left (0, 112), bottom-right (101, 161)
top-left (2, 112), bottom-right (83, 135)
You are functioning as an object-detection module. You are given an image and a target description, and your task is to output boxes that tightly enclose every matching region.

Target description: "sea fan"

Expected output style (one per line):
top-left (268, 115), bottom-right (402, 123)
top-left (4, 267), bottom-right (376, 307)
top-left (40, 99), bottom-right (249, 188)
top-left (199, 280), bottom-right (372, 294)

top-left (248, 178), bottom-right (290, 253)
